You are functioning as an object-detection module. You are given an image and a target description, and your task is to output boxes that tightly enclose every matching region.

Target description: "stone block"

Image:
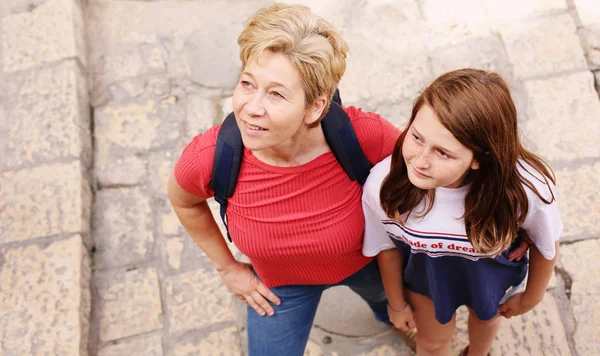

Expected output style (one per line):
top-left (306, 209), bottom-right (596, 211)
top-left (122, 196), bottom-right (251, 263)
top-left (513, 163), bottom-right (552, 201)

top-left (0, 0), bottom-right (48, 18)
top-left (1, 0), bottom-right (86, 72)
top-left (171, 327), bottom-right (242, 356)
top-left (314, 286), bottom-right (389, 337)
top-left (94, 96), bottom-right (184, 176)
top-left (521, 71), bottom-right (600, 162)
top-left (554, 163), bottom-right (600, 240)
top-left (98, 334), bottom-right (162, 356)
top-left (0, 235), bottom-right (90, 356)
top-left (558, 239), bottom-right (600, 356)
top-left (450, 293), bottom-right (570, 355)
top-left (0, 161), bottom-right (91, 244)
top-left (1, 60), bottom-right (90, 171)
top-left (500, 14), bottom-right (588, 79)
top-left (92, 187), bottom-right (154, 268)
top-left (482, 0), bottom-right (567, 27)
top-left (491, 293), bottom-right (570, 355)
top-left (185, 94), bottom-right (216, 140)
top-left (164, 268), bottom-right (237, 333)
top-left (429, 36), bottom-right (513, 79)
top-left (148, 150), bottom-right (177, 195)
top-left (421, 0), bottom-right (490, 49)
top-left (95, 155), bottom-right (147, 187)
top-left (95, 268), bottom-right (163, 343)
top-left (575, 0), bottom-right (600, 26)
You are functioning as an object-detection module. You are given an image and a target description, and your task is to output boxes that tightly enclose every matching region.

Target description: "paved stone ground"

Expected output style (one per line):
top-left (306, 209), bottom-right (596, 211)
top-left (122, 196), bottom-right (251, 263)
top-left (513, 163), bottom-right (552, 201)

top-left (1, 0), bottom-right (600, 355)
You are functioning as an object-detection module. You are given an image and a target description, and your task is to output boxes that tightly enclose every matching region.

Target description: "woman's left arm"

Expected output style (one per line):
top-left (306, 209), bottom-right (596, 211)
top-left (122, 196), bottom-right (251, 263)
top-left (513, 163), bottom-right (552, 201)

top-left (498, 241), bottom-right (559, 318)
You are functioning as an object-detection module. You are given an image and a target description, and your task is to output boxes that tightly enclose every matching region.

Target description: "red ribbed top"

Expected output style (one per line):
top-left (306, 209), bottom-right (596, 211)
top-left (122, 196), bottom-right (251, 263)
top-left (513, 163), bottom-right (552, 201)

top-left (175, 106), bottom-right (400, 287)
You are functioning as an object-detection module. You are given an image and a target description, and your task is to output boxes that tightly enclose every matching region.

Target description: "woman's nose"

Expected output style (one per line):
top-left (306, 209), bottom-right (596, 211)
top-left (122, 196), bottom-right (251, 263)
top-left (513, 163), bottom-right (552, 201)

top-left (244, 93), bottom-right (266, 116)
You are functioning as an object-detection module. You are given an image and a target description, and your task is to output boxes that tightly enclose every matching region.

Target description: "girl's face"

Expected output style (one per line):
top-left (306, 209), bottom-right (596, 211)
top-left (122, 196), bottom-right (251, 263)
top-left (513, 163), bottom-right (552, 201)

top-left (232, 50), bottom-right (321, 152)
top-left (402, 104), bottom-right (480, 190)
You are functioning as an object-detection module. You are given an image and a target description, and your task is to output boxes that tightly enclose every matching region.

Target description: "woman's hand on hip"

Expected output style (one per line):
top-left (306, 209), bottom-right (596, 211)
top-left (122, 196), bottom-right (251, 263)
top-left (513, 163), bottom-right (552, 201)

top-left (218, 261), bottom-right (281, 316)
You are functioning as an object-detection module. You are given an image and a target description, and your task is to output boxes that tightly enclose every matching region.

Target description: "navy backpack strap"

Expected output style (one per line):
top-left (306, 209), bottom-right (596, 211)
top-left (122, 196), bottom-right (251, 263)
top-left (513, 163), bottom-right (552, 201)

top-left (209, 112), bottom-right (243, 242)
top-left (321, 99), bottom-right (372, 185)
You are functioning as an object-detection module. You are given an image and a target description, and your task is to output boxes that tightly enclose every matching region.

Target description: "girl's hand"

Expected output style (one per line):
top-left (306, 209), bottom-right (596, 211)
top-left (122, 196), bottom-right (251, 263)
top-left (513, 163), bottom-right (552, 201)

top-left (498, 292), bottom-right (539, 318)
top-left (388, 302), bottom-right (417, 332)
top-left (218, 262), bottom-right (281, 316)
top-left (507, 229), bottom-right (533, 261)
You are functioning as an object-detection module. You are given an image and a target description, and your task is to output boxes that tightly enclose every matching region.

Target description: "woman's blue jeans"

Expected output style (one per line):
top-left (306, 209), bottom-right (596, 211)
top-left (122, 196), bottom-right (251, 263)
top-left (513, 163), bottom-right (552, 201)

top-left (247, 259), bottom-right (389, 356)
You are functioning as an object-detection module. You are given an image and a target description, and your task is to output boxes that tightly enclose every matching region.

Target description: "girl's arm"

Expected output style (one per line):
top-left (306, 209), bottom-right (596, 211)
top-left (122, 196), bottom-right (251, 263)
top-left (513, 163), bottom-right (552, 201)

top-left (499, 241), bottom-right (559, 318)
top-left (377, 249), bottom-right (416, 331)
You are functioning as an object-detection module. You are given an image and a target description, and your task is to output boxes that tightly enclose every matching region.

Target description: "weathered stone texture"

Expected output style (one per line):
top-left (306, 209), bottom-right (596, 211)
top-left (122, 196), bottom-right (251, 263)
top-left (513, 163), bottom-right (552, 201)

top-left (429, 36), bottom-right (513, 79)
top-left (554, 163), bottom-right (600, 240)
top-left (171, 327), bottom-right (242, 356)
top-left (96, 268), bottom-right (163, 343)
top-left (1, 60), bottom-right (90, 171)
top-left (86, 0), bottom-right (270, 98)
top-left (559, 239), bottom-right (600, 356)
top-left (500, 14), bottom-right (588, 79)
top-left (521, 71), bottom-right (600, 162)
top-left (1, 0), bottom-right (86, 72)
top-left (0, 235), bottom-right (90, 356)
top-left (450, 294), bottom-right (570, 356)
top-left (0, 0), bottom-right (50, 19)
top-left (98, 334), bottom-right (163, 356)
top-left (164, 268), bottom-right (237, 333)
top-left (0, 161), bottom-right (91, 244)
top-left (576, 0), bottom-right (600, 66)
top-left (185, 94), bottom-right (216, 140)
top-left (491, 293), bottom-right (570, 355)
top-left (482, 0), bottom-right (567, 27)
top-left (92, 187), bottom-right (154, 268)
top-left (421, 0), bottom-right (490, 49)
top-left (94, 96), bottom-right (184, 184)
top-left (95, 155), bottom-right (147, 187)
top-left (147, 150), bottom-right (177, 195)
top-left (575, 0), bottom-right (600, 26)
top-left (314, 286), bottom-right (389, 337)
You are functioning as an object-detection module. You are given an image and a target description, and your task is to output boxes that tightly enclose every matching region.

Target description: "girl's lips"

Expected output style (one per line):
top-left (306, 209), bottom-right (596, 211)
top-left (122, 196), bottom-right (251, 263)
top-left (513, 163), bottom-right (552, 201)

top-left (412, 166), bottom-right (431, 178)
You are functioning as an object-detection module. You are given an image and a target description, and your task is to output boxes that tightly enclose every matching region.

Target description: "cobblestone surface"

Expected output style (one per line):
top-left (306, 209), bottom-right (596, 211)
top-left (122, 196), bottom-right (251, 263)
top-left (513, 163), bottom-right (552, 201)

top-left (1, 0), bottom-right (599, 355)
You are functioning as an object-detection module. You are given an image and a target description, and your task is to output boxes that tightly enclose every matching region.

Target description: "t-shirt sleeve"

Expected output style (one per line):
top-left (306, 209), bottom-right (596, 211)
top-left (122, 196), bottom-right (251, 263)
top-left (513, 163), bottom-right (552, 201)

top-left (344, 106), bottom-right (401, 165)
top-left (362, 157), bottom-right (396, 257)
top-left (173, 126), bottom-right (220, 198)
top-left (362, 199), bottom-right (396, 257)
top-left (521, 182), bottom-right (563, 260)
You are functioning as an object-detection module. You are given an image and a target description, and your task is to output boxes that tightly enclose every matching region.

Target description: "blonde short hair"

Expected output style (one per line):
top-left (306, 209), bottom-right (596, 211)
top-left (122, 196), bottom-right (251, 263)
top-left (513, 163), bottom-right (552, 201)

top-left (238, 4), bottom-right (348, 125)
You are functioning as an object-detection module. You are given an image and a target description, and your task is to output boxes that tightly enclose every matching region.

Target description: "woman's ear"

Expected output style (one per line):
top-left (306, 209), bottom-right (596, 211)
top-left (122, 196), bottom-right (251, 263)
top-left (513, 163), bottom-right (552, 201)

top-left (304, 95), bottom-right (327, 125)
top-left (471, 159), bottom-right (480, 170)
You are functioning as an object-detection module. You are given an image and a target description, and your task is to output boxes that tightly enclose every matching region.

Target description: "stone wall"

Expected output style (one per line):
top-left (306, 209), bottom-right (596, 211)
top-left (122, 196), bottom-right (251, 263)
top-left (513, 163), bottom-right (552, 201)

top-left (0, 0), bottom-right (91, 354)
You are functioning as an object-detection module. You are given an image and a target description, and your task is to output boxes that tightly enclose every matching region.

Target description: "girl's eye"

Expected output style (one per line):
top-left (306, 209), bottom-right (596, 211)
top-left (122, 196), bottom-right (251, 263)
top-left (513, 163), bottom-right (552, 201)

top-left (438, 150), bottom-right (449, 158)
top-left (412, 134), bottom-right (421, 142)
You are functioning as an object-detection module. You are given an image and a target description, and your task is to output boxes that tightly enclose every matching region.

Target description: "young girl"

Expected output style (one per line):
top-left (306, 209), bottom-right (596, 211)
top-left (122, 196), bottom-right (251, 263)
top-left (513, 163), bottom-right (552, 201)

top-left (362, 69), bottom-right (562, 356)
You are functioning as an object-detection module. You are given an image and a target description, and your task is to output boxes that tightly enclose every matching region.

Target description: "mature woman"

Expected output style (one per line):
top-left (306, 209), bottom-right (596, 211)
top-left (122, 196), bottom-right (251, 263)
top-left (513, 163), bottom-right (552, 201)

top-left (168, 4), bottom-right (399, 355)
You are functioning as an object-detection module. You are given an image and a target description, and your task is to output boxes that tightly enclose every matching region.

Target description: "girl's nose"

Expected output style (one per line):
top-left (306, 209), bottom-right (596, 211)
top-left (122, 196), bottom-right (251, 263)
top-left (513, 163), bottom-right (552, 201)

top-left (414, 150), bottom-right (430, 169)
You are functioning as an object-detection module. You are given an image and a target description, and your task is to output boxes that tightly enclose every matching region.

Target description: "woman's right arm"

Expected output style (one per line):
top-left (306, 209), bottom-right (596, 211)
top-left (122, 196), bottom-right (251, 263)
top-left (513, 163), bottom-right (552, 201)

top-left (167, 172), bottom-right (280, 316)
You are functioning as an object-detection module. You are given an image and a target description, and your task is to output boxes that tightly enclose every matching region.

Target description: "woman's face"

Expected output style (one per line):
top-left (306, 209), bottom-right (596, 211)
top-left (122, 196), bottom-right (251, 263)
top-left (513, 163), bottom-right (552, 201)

top-left (232, 50), bottom-right (319, 152)
top-left (402, 104), bottom-right (480, 189)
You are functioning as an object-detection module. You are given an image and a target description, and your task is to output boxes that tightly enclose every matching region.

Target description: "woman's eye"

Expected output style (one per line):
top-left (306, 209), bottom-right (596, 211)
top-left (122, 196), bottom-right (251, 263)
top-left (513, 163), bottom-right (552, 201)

top-left (412, 134), bottom-right (421, 141)
top-left (270, 91), bottom-right (284, 99)
top-left (241, 81), bottom-right (252, 89)
top-left (438, 150), bottom-right (448, 157)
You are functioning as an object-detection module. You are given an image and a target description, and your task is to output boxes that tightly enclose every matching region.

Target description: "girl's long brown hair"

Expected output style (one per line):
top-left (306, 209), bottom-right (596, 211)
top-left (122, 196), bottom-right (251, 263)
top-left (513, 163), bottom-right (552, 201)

top-left (380, 69), bottom-right (556, 254)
